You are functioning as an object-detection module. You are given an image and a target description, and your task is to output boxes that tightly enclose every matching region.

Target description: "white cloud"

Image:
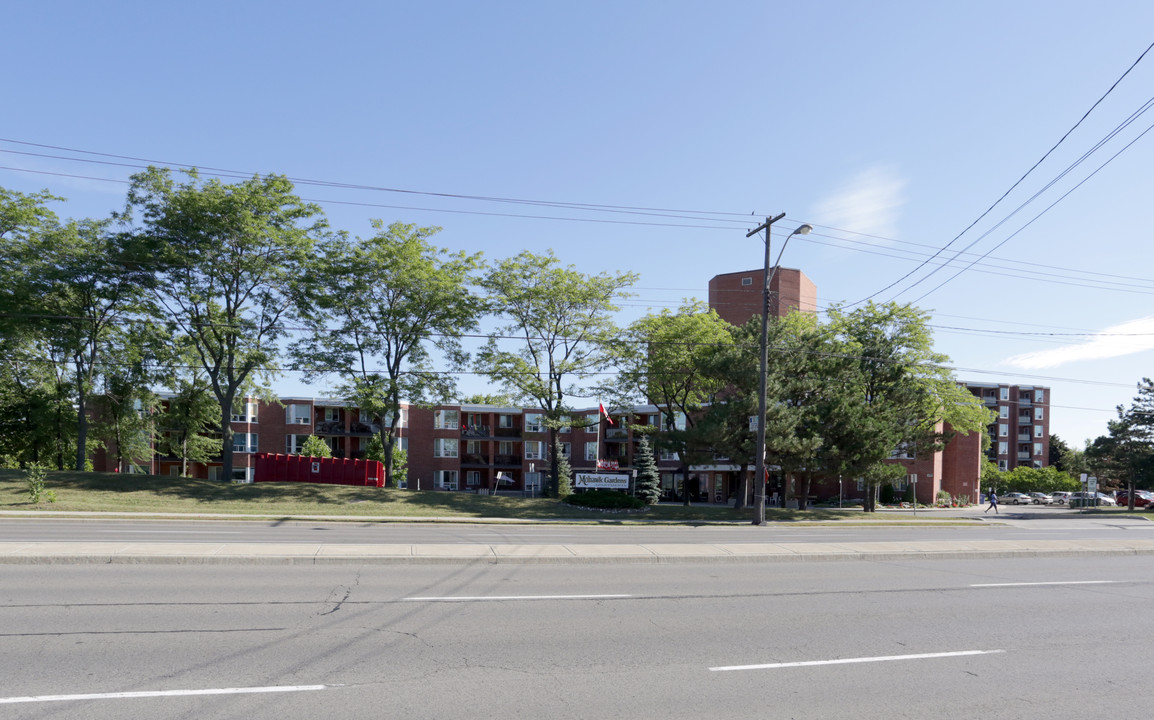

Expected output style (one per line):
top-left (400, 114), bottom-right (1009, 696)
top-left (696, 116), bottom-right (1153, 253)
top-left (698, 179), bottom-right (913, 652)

top-left (811, 165), bottom-right (906, 239)
top-left (1003, 316), bottom-right (1154, 369)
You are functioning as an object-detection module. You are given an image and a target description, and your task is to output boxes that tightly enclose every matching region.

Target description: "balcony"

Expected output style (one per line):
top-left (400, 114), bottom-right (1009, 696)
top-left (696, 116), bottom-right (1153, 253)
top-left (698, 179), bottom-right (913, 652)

top-left (461, 453), bottom-right (490, 467)
top-left (314, 420), bottom-right (344, 435)
top-left (494, 426), bottom-right (521, 438)
top-left (1018, 434), bottom-right (1030, 443)
top-left (462, 424), bottom-right (490, 439)
top-left (606, 428), bottom-right (629, 440)
top-left (494, 454), bottom-right (520, 467)
top-left (1017, 396), bottom-right (1032, 406)
top-left (1018, 453), bottom-right (1031, 461)
top-left (349, 421), bottom-right (380, 436)
top-left (982, 396), bottom-right (997, 405)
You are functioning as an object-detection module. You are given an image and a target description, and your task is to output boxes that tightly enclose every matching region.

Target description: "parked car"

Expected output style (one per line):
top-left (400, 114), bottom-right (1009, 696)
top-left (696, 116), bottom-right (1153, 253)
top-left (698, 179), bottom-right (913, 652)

top-left (1114, 490), bottom-right (1154, 508)
top-left (1001, 492), bottom-right (1033, 505)
top-left (1050, 491), bottom-right (1073, 505)
top-left (1069, 492), bottom-right (1117, 507)
top-left (1028, 492), bottom-right (1053, 505)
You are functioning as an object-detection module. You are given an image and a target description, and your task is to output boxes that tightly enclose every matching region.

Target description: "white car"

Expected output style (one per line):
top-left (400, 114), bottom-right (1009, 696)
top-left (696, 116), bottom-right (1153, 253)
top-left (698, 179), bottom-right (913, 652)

top-left (1029, 492), bottom-right (1053, 505)
top-left (1001, 492), bottom-right (1032, 505)
top-left (1050, 491), bottom-right (1072, 504)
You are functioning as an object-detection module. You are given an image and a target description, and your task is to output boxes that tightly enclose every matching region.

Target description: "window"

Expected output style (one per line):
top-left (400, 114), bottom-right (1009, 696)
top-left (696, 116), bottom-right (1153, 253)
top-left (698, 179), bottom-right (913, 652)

top-left (498, 414), bottom-right (513, 428)
top-left (659, 449), bottom-right (679, 461)
top-left (585, 442), bottom-right (598, 461)
top-left (232, 401), bottom-right (258, 423)
top-left (999, 387), bottom-right (1009, 401)
top-left (1034, 407), bottom-right (1044, 420)
top-left (359, 410), bottom-right (374, 423)
top-left (434, 409), bottom-right (459, 429)
top-left (232, 432), bottom-right (258, 453)
top-left (558, 442), bottom-right (571, 458)
top-left (286, 435), bottom-right (310, 454)
top-left (525, 441), bottom-right (545, 460)
top-left (384, 409), bottom-right (407, 428)
top-left (286, 404), bottom-right (311, 425)
top-left (661, 412), bottom-right (686, 431)
top-left (525, 472), bottom-right (542, 490)
top-left (1034, 425), bottom-right (1044, 438)
top-left (396, 436), bottom-right (408, 451)
top-left (998, 406), bottom-right (1009, 419)
top-left (1035, 389), bottom-right (1045, 402)
top-left (435, 470), bottom-right (458, 490)
top-left (525, 414), bottom-right (543, 432)
top-left (466, 471), bottom-right (480, 486)
top-left (998, 459), bottom-right (1008, 471)
top-left (323, 407), bottom-right (341, 423)
top-left (231, 467), bottom-right (254, 483)
top-left (998, 424), bottom-right (1008, 437)
top-left (889, 443), bottom-right (915, 459)
top-left (498, 441), bottom-right (513, 455)
top-left (558, 417), bottom-right (570, 433)
top-left (434, 438), bottom-right (459, 458)
top-left (998, 441), bottom-right (1008, 455)
top-left (585, 414), bottom-right (599, 432)
top-left (741, 277), bottom-right (753, 286)
top-left (1034, 443), bottom-right (1043, 456)
top-left (466, 440), bottom-right (482, 454)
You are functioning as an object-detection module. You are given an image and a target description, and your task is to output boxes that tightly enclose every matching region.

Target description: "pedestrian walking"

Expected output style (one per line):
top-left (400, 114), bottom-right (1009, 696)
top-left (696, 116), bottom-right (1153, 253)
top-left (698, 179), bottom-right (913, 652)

top-left (985, 489), bottom-right (998, 514)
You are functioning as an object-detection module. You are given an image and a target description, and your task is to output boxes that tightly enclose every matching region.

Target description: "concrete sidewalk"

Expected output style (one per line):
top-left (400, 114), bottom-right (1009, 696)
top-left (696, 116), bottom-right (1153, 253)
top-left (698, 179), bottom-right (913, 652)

top-left (4, 535), bottom-right (1154, 565)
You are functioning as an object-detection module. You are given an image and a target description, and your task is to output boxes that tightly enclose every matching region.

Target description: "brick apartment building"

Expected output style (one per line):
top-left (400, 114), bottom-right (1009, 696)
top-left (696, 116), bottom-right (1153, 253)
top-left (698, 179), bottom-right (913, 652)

top-left (964, 382), bottom-right (1050, 471)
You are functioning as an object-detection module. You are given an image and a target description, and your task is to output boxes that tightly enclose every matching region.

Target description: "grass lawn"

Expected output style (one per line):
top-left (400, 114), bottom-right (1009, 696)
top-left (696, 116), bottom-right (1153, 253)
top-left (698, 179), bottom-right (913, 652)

top-left (0, 469), bottom-right (977, 525)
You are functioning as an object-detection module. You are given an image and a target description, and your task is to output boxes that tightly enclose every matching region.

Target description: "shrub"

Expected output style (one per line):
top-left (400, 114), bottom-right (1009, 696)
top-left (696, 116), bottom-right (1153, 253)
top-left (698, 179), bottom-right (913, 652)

top-left (563, 489), bottom-right (645, 510)
top-left (26, 463), bottom-right (56, 504)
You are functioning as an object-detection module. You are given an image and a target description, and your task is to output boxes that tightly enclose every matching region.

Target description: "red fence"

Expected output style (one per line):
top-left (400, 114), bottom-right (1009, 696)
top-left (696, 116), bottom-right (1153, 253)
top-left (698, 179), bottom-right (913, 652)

top-left (253, 453), bottom-right (385, 487)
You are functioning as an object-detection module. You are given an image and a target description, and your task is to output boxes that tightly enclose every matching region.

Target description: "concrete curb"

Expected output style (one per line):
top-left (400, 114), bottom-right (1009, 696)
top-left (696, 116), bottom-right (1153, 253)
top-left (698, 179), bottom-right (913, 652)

top-left (4, 539), bottom-right (1154, 565)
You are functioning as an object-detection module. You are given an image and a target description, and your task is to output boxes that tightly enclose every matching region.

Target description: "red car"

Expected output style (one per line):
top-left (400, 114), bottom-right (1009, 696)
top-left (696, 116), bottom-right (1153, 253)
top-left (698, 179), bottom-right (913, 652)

top-left (1115, 490), bottom-right (1154, 507)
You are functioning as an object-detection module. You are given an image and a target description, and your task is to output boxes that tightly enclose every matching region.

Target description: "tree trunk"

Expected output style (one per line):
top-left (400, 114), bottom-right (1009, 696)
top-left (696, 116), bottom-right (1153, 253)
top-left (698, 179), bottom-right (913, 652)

top-left (74, 368), bottom-right (87, 472)
top-left (219, 401), bottom-right (233, 482)
top-left (733, 465), bottom-right (749, 510)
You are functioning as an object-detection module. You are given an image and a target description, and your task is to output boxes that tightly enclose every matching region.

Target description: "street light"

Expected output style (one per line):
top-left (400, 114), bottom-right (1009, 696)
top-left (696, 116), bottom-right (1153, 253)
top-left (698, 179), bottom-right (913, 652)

top-left (749, 218), bottom-right (813, 526)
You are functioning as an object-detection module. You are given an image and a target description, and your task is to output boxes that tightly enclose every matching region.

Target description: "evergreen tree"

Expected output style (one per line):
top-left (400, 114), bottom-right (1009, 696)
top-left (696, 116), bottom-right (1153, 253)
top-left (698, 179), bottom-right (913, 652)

top-left (633, 435), bottom-right (661, 505)
top-left (553, 439), bottom-right (573, 498)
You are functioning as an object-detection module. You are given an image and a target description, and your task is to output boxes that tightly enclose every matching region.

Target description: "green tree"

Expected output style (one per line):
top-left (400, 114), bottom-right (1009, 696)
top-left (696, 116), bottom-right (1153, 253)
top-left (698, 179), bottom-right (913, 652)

top-left (822, 302), bottom-right (991, 512)
top-left (632, 434), bottom-right (661, 505)
top-left (391, 445), bottom-right (408, 487)
top-left (13, 214), bottom-right (152, 471)
top-left (552, 439), bottom-right (573, 498)
top-left (299, 435), bottom-right (332, 458)
top-left (0, 187), bottom-right (68, 467)
top-left (155, 372), bottom-right (221, 476)
top-left (293, 221), bottom-right (483, 487)
top-left (123, 168), bottom-right (326, 483)
top-left (612, 301), bottom-right (733, 506)
top-left (1087, 379), bottom-right (1154, 509)
top-left (476, 250), bottom-right (637, 497)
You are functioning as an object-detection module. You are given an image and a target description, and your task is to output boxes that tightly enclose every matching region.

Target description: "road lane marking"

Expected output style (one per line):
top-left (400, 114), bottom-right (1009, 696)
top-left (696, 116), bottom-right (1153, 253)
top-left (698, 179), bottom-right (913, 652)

top-left (710, 650), bottom-right (1003, 672)
top-left (403, 594), bottom-right (631, 602)
top-left (970, 581), bottom-right (1119, 587)
top-left (0, 685), bottom-right (329, 705)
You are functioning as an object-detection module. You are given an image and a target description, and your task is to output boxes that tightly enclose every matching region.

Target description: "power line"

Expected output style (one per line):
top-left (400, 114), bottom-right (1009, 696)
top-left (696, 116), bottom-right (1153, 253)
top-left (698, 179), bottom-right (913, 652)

top-left (847, 39), bottom-right (1154, 307)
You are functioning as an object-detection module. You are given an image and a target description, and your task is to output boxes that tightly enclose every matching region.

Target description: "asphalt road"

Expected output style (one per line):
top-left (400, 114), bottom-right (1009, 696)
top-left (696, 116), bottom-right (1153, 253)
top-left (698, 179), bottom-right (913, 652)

top-left (4, 555), bottom-right (1154, 718)
top-left (1, 511), bottom-right (1152, 545)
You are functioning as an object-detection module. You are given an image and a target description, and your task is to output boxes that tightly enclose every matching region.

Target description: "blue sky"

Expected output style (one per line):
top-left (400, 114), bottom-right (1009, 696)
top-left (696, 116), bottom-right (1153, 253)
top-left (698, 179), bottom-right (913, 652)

top-left (5, 1), bottom-right (1154, 448)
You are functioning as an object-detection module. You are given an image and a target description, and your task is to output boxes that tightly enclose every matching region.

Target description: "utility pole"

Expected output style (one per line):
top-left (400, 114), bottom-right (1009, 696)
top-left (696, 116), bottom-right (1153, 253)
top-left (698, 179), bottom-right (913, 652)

top-left (747, 213), bottom-right (785, 526)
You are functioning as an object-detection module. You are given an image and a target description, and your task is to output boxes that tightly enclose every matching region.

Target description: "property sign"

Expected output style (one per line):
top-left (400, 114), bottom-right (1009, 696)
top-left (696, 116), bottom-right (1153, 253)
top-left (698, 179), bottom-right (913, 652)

top-left (575, 472), bottom-right (630, 489)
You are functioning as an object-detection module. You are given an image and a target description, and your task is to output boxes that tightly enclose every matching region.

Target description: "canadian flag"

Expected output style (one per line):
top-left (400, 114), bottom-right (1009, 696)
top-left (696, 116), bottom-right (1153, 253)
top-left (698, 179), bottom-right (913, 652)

top-left (599, 403), bottom-right (613, 426)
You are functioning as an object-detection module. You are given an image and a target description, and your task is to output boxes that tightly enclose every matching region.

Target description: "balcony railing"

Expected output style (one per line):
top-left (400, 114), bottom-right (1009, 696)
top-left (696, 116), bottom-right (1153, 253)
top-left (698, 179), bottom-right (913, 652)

top-left (494, 427), bottom-right (521, 438)
top-left (1018, 434), bottom-right (1030, 443)
top-left (462, 425), bottom-right (490, 438)
top-left (606, 428), bottom-right (629, 440)
top-left (314, 420), bottom-right (344, 435)
top-left (494, 454), bottom-right (520, 467)
top-left (461, 454), bottom-right (489, 466)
